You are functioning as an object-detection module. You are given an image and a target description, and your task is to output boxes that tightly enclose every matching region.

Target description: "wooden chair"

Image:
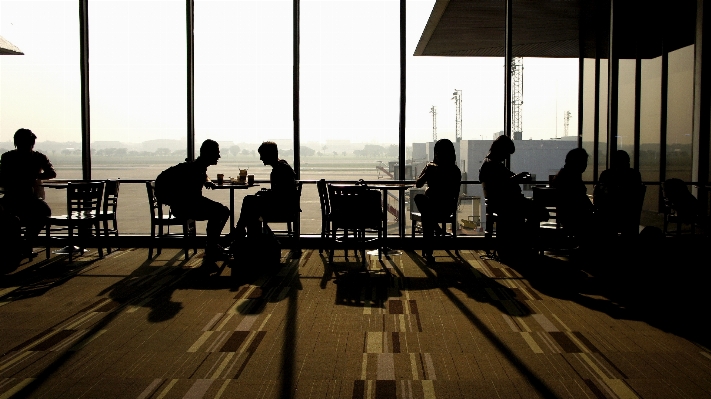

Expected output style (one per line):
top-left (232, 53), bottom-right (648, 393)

top-left (532, 186), bottom-right (568, 254)
top-left (327, 184), bottom-right (382, 266)
top-left (145, 181), bottom-right (196, 260)
top-left (410, 194), bottom-right (459, 255)
top-left (316, 179), bottom-right (331, 254)
top-left (95, 179), bottom-right (120, 254)
top-left (261, 181), bottom-right (303, 252)
top-left (662, 179), bottom-right (699, 236)
top-left (45, 181), bottom-right (105, 261)
top-left (483, 198), bottom-right (498, 258)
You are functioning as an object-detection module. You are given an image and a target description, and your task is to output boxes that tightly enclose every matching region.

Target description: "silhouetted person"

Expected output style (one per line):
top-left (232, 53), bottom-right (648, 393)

top-left (155, 139), bottom-right (230, 262)
top-left (414, 139), bottom-right (461, 263)
top-left (234, 141), bottom-right (296, 238)
top-left (552, 148), bottom-right (594, 242)
top-left (479, 135), bottom-right (546, 255)
top-left (662, 178), bottom-right (700, 230)
top-left (594, 150), bottom-right (643, 238)
top-left (0, 128), bottom-right (56, 258)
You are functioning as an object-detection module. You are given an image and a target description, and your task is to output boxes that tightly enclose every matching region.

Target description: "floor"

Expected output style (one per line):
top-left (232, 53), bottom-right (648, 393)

top-left (0, 240), bottom-right (709, 399)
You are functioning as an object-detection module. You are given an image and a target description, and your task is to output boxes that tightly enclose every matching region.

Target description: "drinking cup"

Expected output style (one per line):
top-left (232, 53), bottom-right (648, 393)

top-left (216, 174), bottom-right (224, 185)
top-left (247, 174), bottom-right (255, 186)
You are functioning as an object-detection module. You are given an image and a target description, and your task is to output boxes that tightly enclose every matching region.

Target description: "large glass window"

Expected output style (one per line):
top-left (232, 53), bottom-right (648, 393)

top-left (89, 0), bottom-right (187, 234)
top-left (0, 0), bottom-right (81, 220)
top-left (639, 56), bottom-right (662, 215)
top-left (194, 0), bottom-right (294, 234)
top-left (617, 59), bottom-right (636, 160)
top-left (666, 45), bottom-right (694, 182)
top-left (301, 0), bottom-right (400, 235)
top-left (581, 59), bottom-right (596, 183)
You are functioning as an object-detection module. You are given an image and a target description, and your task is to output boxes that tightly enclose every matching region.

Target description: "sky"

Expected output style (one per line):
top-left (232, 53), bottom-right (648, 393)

top-left (0, 0), bottom-right (581, 147)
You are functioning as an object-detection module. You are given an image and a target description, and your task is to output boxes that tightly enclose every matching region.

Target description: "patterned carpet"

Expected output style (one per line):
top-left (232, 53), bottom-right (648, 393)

top-left (0, 244), bottom-right (709, 398)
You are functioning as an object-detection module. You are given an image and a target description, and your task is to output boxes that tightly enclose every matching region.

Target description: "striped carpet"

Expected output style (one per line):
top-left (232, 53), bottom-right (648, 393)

top-left (0, 246), bottom-right (709, 398)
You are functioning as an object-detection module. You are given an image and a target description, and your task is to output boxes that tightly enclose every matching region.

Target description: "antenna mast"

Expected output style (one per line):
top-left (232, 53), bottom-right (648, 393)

top-left (429, 106), bottom-right (437, 141)
top-left (452, 89), bottom-right (462, 142)
top-left (511, 57), bottom-right (523, 140)
top-left (563, 110), bottom-right (572, 137)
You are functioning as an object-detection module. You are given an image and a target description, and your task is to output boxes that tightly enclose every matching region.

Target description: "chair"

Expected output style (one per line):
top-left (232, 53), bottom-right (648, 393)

top-left (95, 179), bottom-right (120, 254)
top-left (662, 179), bottom-right (700, 236)
top-left (317, 179), bottom-right (331, 254)
top-left (145, 181), bottom-right (196, 260)
top-left (410, 192), bottom-right (459, 254)
top-left (261, 181), bottom-right (303, 252)
top-left (531, 186), bottom-right (567, 254)
top-left (483, 198), bottom-right (498, 257)
top-left (45, 181), bottom-right (105, 261)
top-left (327, 183), bottom-right (383, 266)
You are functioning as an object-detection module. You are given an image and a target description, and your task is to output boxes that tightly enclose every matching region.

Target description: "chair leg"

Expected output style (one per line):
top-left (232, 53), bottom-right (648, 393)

top-left (328, 226), bottom-right (336, 265)
top-left (452, 221), bottom-right (458, 256)
top-left (96, 221), bottom-right (104, 259)
top-left (45, 223), bottom-right (50, 259)
top-left (103, 220), bottom-right (111, 254)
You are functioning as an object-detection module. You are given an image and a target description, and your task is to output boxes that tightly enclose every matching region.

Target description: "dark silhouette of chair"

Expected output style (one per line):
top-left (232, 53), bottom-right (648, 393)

top-left (410, 195), bottom-right (458, 254)
top-left (95, 179), bottom-right (120, 254)
top-left (531, 186), bottom-right (568, 254)
top-left (317, 179), bottom-right (331, 254)
top-left (45, 181), bottom-right (105, 261)
top-left (145, 181), bottom-right (196, 260)
top-left (261, 181), bottom-right (303, 252)
top-left (662, 179), bottom-right (700, 236)
top-left (327, 184), bottom-right (382, 266)
top-left (483, 198), bottom-right (498, 257)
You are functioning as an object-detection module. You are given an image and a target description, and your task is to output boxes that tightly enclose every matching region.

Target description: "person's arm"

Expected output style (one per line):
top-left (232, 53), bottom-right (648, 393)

top-left (415, 164), bottom-right (430, 188)
top-left (39, 154), bottom-right (57, 180)
top-left (204, 173), bottom-right (216, 189)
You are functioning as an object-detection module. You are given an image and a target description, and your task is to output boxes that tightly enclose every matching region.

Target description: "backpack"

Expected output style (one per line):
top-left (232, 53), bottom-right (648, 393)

top-left (230, 224), bottom-right (281, 271)
top-left (154, 162), bottom-right (188, 206)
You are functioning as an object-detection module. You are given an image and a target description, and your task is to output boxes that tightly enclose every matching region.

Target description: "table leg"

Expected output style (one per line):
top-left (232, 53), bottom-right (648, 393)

top-left (382, 189), bottom-right (388, 242)
top-left (230, 189), bottom-right (235, 235)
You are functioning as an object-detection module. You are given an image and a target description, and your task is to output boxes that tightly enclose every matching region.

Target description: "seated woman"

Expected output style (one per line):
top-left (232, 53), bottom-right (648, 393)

top-left (478, 135), bottom-right (545, 251)
top-left (593, 150), bottom-right (643, 238)
top-left (552, 148), bottom-right (595, 242)
top-left (414, 139), bottom-right (461, 263)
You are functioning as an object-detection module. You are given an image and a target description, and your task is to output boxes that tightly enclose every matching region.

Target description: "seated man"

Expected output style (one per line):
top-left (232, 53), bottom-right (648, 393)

top-left (155, 139), bottom-right (230, 262)
top-left (234, 141), bottom-right (296, 238)
top-left (552, 148), bottom-right (595, 243)
top-left (593, 150), bottom-right (643, 238)
top-left (0, 128), bottom-right (56, 259)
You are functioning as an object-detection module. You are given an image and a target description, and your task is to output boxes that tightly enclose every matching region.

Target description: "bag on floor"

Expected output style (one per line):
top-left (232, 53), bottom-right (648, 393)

top-left (231, 224), bottom-right (281, 270)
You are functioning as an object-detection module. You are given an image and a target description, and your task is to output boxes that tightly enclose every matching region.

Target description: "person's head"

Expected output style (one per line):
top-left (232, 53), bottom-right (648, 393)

top-left (611, 150), bottom-right (631, 169)
top-left (258, 141), bottom-right (279, 165)
top-left (14, 128), bottom-right (37, 151)
top-left (487, 135), bottom-right (515, 161)
top-left (433, 138), bottom-right (456, 165)
top-left (564, 148), bottom-right (589, 174)
top-left (199, 139), bottom-right (220, 165)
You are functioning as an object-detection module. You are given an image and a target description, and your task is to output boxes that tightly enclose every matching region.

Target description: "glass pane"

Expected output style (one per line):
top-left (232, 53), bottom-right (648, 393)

top-left (666, 45), bottom-right (694, 182)
top-left (598, 59), bottom-right (608, 175)
top-left (0, 0), bottom-right (81, 216)
top-left (194, 0), bottom-right (294, 235)
top-left (640, 56), bottom-right (661, 216)
top-left (301, 0), bottom-right (400, 235)
top-left (89, 0), bottom-right (187, 234)
top-left (406, 0), bottom-right (503, 236)
top-left (581, 59), bottom-right (596, 182)
top-left (617, 59), bottom-right (636, 162)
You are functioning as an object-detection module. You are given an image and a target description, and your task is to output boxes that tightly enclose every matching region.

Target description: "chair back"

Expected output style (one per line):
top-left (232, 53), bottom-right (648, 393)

top-left (317, 179), bottom-right (330, 219)
top-left (532, 186), bottom-right (559, 226)
top-left (103, 180), bottom-right (120, 214)
top-left (66, 182), bottom-right (104, 218)
top-left (328, 184), bottom-right (381, 229)
top-left (146, 181), bottom-right (166, 221)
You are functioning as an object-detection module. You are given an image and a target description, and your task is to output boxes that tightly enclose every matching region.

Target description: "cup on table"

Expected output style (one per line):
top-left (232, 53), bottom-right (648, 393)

top-left (216, 174), bottom-right (224, 185)
top-left (247, 174), bottom-right (254, 186)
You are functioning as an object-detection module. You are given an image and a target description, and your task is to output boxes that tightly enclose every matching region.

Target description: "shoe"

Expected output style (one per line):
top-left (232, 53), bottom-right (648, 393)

top-left (205, 244), bottom-right (231, 262)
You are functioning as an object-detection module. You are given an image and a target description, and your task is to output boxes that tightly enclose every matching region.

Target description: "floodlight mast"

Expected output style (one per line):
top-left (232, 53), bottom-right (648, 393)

top-left (511, 57), bottom-right (523, 140)
top-left (564, 110), bottom-right (572, 137)
top-left (430, 106), bottom-right (437, 141)
top-left (452, 89), bottom-right (462, 142)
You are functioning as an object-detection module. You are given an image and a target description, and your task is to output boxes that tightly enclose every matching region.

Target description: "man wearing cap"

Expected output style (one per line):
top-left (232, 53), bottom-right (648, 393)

top-left (0, 128), bottom-right (57, 258)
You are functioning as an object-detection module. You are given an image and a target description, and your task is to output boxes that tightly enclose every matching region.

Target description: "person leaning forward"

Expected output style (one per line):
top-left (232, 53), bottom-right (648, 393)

top-left (233, 141), bottom-right (296, 238)
top-left (0, 128), bottom-right (56, 259)
top-left (155, 139), bottom-right (230, 262)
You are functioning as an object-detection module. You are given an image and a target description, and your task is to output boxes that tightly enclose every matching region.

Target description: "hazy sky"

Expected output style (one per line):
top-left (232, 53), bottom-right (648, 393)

top-left (0, 0), bottom-right (580, 146)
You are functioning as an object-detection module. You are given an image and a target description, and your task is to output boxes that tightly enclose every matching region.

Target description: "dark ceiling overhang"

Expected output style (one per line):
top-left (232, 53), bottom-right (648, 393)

top-left (415, 0), bottom-right (696, 59)
top-left (0, 35), bottom-right (23, 55)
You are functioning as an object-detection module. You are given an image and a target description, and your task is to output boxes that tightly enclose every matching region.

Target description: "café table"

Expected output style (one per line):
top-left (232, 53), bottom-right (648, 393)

top-left (367, 184), bottom-right (413, 249)
top-left (213, 182), bottom-right (260, 235)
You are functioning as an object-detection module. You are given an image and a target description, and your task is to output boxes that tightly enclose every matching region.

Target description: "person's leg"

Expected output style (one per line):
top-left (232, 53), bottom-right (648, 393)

top-left (414, 194), bottom-right (434, 260)
top-left (235, 195), bottom-right (263, 238)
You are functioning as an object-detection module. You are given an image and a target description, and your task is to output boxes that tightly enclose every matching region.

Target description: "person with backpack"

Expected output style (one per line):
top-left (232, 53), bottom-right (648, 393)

top-left (155, 139), bottom-right (230, 264)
